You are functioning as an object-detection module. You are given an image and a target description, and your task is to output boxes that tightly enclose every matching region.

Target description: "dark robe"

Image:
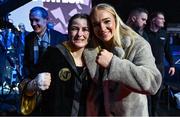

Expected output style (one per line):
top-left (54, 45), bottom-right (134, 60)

top-left (36, 44), bottom-right (92, 116)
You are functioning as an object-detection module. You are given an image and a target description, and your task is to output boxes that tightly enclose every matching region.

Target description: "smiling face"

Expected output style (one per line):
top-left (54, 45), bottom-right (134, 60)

top-left (68, 18), bottom-right (90, 50)
top-left (91, 9), bottom-right (116, 43)
top-left (29, 10), bottom-right (47, 36)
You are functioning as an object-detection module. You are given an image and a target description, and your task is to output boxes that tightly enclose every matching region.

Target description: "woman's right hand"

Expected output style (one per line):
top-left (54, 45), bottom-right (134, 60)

top-left (35, 72), bottom-right (51, 91)
top-left (96, 49), bottom-right (113, 68)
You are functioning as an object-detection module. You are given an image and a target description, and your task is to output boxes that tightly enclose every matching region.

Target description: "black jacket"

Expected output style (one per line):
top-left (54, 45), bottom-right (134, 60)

top-left (23, 29), bottom-right (67, 79)
top-left (146, 29), bottom-right (174, 76)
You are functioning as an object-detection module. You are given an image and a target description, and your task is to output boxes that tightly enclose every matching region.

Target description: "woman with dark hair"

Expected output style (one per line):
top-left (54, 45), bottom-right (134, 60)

top-left (22, 13), bottom-right (93, 116)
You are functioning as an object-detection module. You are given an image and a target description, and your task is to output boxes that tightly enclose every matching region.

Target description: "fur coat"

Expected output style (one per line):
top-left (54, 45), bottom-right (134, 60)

top-left (83, 36), bottom-right (162, 116)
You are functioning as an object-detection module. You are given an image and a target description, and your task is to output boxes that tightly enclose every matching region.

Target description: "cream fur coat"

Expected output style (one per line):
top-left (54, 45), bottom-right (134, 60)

top-left (83, 35), bottom-right (162, 116)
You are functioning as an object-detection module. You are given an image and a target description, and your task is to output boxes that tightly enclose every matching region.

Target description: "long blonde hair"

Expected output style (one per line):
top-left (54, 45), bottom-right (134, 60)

top-left (90, 3), bottom-right (139, 48)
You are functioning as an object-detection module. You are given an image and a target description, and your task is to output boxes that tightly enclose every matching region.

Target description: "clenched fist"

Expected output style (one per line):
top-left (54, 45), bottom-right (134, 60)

top-left (35, 72), bottom-right (51, 90)
top-left (96, 49), bottom-right (113, 68)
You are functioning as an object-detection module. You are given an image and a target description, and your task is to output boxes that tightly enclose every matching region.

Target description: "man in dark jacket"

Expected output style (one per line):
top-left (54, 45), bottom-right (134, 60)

top-left (19, 6), bottom-right (67, 115)
top-left (16, 23), bottom-right (29, 76)
top-left (146, 11), bottom-right (175, 116)
top-left (126, 8), bottom-right (149, 40)
top-left (23, 6), bottom-right (67, 79)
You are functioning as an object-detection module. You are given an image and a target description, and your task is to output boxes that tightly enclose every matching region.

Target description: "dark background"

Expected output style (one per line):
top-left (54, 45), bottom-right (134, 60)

top-left (1, 0), bottom-right (180, 24)
top-left (92, 0), bottom-right (180, 24)
top-left (0, 0), bottom-right (179, 45)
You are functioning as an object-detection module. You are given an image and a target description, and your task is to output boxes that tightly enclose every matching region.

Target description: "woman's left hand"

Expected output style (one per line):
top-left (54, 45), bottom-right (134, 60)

top-left (96, 49), bottom-right (113, 68)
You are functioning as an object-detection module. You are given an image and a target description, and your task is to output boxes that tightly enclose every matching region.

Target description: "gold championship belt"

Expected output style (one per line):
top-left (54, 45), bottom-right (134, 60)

top-left (20, 93), bottom-right (37, 115)
top-left (19, 79), bottom-right (39, 115)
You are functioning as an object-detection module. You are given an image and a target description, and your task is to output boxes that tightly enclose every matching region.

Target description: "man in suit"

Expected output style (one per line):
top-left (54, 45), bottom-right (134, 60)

top-left (19, 7), bottom-right (67, 115)
top-left (23, 6), bottom-right (67, 79)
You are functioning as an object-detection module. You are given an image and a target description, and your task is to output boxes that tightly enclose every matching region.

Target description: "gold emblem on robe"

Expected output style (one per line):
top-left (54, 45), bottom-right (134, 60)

top-left (59, 68), bottom-right (71, 81)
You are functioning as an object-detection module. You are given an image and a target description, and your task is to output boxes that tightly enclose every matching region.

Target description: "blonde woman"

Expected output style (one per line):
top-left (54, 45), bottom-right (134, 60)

top-left (83, 3), bottom-right (162, 116)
